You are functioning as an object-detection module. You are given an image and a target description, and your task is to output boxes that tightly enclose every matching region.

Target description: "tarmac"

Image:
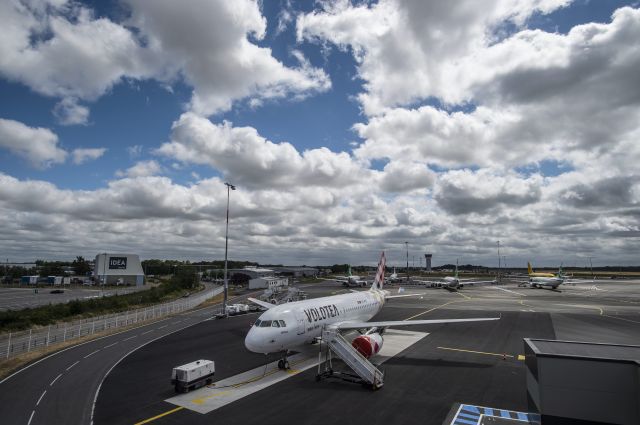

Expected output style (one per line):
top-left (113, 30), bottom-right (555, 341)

top-left (2, 279), bottom-right (639, 425)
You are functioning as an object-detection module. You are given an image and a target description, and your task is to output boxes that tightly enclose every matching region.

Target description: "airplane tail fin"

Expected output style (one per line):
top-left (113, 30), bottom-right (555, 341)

top-left (347, 265), bottom-right (352, 277)
top-left (527, 262), bottom-right (533, 275)
top-left (455, 259), bottom-right (459, 279)
top-left (371, 251), bottom-right (386, 290)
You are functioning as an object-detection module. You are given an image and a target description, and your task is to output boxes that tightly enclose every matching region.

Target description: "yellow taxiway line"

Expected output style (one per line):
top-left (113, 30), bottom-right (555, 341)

top-left (134, 406), bottom-right (184, 425)
top-left (437, 346), bottom-right (526, 361)
top-left (437, 346), bottom-right (514, 358)
top-left (455, 291), bottom-right (471, 300)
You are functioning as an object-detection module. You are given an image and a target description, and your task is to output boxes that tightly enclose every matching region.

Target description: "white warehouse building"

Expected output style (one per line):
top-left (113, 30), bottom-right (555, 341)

top-left (94, 253), bottom-right (145, 286)
top-left (228, 267), bottom-right (288, 290)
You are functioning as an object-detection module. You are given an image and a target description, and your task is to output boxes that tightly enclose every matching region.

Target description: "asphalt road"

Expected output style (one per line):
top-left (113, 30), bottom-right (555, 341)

top-left (3, 280), bottom-right (639, 425)
top-left (0, 286), bottom-right (145, 311)
top-left (94, 280), bottom-right (640, 425)
top-left (0, 290), bottom-right (257, 425)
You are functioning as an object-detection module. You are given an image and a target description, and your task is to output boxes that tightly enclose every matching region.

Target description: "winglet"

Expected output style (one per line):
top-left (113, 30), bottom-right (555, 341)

top-left (247, 297), bottom-right (276, 310)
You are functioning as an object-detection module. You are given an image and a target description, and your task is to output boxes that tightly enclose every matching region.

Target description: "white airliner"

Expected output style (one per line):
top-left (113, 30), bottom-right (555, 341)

top-left (412, 260), bottom-right (496, 290)
top-left (245, 252), bottom-right (499, 369)
top-left (384, 267), bottom-right (402, 284)
top-left (333, 265), bottom-right (367, 287)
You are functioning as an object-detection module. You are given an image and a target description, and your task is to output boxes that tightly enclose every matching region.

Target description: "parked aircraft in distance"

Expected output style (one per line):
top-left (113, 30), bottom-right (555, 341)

top-left (245, 252), bottom-right (499, 369)
top-left (333, 265), bottom-right (367, 287)
top-left (412, 260), bottom-right (496, 290)
top-left (385, 267), bottom-right (402, 284)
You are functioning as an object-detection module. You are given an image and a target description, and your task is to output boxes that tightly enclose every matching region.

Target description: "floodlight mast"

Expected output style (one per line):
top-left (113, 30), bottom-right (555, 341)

top-left (222, 182), bottom-right (236, 317)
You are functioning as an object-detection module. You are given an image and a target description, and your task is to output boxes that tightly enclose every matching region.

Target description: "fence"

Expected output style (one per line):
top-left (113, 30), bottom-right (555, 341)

top-left (0, 285), bottom-right (223, 360)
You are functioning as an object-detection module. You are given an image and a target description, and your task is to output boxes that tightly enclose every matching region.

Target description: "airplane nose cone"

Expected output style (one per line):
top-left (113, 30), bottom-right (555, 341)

top-left (244, 328), bottom-right (263, 353)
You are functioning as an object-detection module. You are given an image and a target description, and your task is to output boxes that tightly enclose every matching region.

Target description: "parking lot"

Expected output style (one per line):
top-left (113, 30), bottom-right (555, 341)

top-left (0, 285), bottom-right (147, 311)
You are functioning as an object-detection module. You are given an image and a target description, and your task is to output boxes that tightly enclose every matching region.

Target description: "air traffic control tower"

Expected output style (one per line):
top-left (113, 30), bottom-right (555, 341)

top-left (424, 253), bottom-right (432, 272)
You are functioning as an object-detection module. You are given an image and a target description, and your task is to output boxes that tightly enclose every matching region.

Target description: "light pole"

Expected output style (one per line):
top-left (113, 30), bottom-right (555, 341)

top-left (497, 240), bottom-right (501, 283)
top-left (222, 182), bottom-right (236, 317)
top-left (405, 241), bottom-right (409, 282)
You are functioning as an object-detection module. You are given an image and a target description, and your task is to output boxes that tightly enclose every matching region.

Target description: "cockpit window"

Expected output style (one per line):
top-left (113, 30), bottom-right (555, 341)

top-left (259, 320), bottom-right (272, 327)
top-left (254, 319), bottom-right (261, 327)
top-left (278, 320), bottom-right (286, 327)
top-left (271, 321), bottom-right (280, 328)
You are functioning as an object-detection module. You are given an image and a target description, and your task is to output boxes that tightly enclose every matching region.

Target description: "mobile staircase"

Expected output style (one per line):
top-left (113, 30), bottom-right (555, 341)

top-left (316, 327), bottom-right (384, 390)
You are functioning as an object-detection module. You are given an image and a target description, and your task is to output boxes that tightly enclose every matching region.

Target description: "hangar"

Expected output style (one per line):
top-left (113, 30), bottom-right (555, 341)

top-left (94, 253), bottom-right (145, 286)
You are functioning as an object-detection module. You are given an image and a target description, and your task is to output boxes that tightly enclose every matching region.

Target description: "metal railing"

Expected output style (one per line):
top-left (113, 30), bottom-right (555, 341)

top-left (0, 285), bottom-right (223, 360)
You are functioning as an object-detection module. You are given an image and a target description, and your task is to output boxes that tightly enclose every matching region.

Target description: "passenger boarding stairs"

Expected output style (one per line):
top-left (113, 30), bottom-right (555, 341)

top-left (317, 327), bottom-right (384, 390)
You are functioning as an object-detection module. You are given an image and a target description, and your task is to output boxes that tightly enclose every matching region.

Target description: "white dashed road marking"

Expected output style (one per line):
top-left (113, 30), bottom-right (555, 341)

top-left (66, 361), bottom-right (79, 371)
top-left (36, 390), bottom-right (46, 406)
top-left (84, 349), bottom-right (100, 358)
top-left (50, 373), bottom-right (62, 386)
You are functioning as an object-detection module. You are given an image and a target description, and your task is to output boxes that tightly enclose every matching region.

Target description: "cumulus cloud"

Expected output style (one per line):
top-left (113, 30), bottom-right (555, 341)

top-left (53, 98), bottom-right (90, 126)
top-left (116, 160), bottom-right (163, 178)
top-left (297, 0), bottom-right (572, 115)
top-left (434, 169), bottom-right (542, 215)
top-left (72, 148), bottom-right (106, 164)
top-left (157, 112), bottom-right (369, 188)
top-left (1, 2), bottom-right (640, 265)
top-left (0, 0), bottom-right (151, 101)
top-left (0, 0), bottom-right (330, 117)
top-left (0, 118), bottom-right (66, 168)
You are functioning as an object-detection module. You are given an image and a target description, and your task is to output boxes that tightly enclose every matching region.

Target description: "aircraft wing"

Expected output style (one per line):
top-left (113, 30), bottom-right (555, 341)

top-left (385, 293), bottom-right (422, 299)
top-left (247, 297), bottom-right (277, 310)
top-left (411, 279), bottom-right (443, 285)
top-left (459, 279), bottom-right (498, 285)
top-left (332, 317), bottom-right (499, 330)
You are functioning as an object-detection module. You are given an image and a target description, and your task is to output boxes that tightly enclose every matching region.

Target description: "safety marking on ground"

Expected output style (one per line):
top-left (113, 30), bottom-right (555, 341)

top-left (50, 373), bottom-right (62, 386)
top-left (133, 406), bottom-right (184, 425)
top-left (404, 299), bottom-right (466, 321)
top-left (36, 389), bottom-right (46, 406)
top-left (451, 403), bottom-right (540, 425)
top-left (122, 335), bottom-right (137, 341)
top-left (84, 349), bottom-right (100, 358)
top-left (517, 355), bottom-right (525, 361)
top-left (163, 330), bottom-right (428, 415)
top-left (141, 329), bottom-right (154, 335)
top-left (27, 410), bottom-right (35, 425)
top-left (66, 360), bottom-right (79, 371)
top-left (492, 286), bottom-right (526, 297)
top-left (437, 346), bottom-right (515, 359)
top-left (104, 341), bottom-right (119, 348)
top-left (455, 291), bottom-right (471, 300)
top-left (518, 300), bottom-right (536, 310)
top-left (556, 304), bottom-right (603, 315)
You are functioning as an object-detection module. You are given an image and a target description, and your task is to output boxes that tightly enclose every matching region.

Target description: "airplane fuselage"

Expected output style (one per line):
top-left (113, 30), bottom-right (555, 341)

top-left (529, 276), bottom-right (563, 289)
top-left (245, 289), bottom-right (386, 354)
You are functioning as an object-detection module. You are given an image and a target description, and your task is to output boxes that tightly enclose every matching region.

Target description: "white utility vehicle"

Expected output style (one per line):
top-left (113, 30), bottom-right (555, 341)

top-left (171, 359), bottom-right (215, 393)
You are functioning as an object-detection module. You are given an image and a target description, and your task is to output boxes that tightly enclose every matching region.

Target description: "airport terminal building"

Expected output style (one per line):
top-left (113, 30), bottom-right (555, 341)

top-left (94, 253), bottom-right (145, 286)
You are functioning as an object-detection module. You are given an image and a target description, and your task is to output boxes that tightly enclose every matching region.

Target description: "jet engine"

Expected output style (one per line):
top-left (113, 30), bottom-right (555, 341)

top-left (351, 333), bottom-right (383, 358)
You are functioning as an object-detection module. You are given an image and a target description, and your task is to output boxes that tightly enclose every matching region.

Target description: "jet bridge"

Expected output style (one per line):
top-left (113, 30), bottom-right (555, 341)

top-left (316, 327), bottom-right (384, 389)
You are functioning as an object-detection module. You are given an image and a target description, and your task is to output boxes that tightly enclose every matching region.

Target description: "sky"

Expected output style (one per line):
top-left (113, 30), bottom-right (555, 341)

top-left (1, 0), bottom-right (639, 267)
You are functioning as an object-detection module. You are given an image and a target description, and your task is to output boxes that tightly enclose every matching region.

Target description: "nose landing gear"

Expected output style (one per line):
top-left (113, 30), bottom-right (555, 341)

top-left (277, 351), bottom-right (290, 370)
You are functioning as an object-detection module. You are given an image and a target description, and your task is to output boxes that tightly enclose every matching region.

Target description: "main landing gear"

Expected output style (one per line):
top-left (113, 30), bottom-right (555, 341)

top-left (277, 351), bottom-right (290, 370)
